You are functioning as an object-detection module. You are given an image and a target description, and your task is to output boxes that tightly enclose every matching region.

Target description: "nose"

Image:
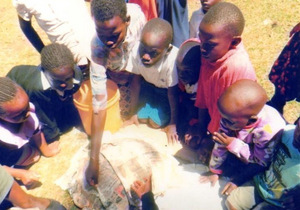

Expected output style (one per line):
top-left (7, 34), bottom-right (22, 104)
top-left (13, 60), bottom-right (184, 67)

top-left (142, 53), bottom-right (151, 62)
top-left (60, 83), bottom-right (67, 88)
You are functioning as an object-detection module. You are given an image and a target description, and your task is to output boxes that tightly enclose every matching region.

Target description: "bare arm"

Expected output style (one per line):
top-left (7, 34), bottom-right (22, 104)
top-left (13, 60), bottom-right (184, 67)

top-left (3, 166), bottom-right (39, 186)
top-left (165, 85), bottom-right (179, 144)
top-left (18, 16), bottom-right (44, 53)
top-left (85, 108), bottom-right (107, 186)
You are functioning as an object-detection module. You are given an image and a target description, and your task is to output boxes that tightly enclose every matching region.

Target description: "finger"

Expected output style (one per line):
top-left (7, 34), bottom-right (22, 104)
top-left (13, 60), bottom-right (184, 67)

top-left (226, 184), bottom-right (237, 195)
top-left (221, 183), bottom-right (231, 195)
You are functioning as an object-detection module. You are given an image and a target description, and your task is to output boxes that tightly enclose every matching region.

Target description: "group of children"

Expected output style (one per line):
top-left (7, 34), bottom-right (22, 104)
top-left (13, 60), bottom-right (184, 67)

top-left (1, 0), bottom-right (300, 209)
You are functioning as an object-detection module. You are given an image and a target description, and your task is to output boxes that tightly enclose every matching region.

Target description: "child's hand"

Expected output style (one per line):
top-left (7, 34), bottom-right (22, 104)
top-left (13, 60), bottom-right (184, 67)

top-left (19, 169), bottom-right (40, 186)
top-left (122, 115), bottom-right (139, 128)
top-left (85, 158), bottom-right (99, 186)
top-left (281, 185), bottom-right (300, 210)
top-left (213, 132), bottom-right (235, 146)
top-left (221, 182), bottom-right (237, 196)
top-left (42, 141), bottom-right (60, 157)
top-left (199, 171), bottom-right (219, 187)
top-left (131, 175), bottom-right (152, 199)
top-left (165, 124), bottom-right (179, 145)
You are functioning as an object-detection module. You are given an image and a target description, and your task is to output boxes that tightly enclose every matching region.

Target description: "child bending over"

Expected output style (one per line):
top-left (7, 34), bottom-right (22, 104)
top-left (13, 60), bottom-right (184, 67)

top-left (124, 18), bottom-right (179, 144)
top-left (0, 77), bottom-right (60, 187)
top-left (176, 39), bottom-right (201, 147)
top-left (200, 80), bottom-right (286, 196)
top-left (186, 2), bottom-right (257, 164)
top-left (86, 0), bottom-right (146, 187)
top-left (226, 122), bottom-right (300, 210)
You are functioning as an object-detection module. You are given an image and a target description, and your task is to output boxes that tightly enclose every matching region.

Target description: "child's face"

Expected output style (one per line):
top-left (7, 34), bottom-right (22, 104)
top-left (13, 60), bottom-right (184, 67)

top-left (45, 64), bottom-right (74, 92)
top-left (198, 22), bottom-right (233, 62)
top-left (219, 111), bottom-right (251, 131)
top-left (139, 32), bottom-right (171, 68)
top-left (0, 87), bottom-right (30, 124)
top-left (94, 15), bottom-right (129, 49)
top-left (200, 0), bottom-right (221, 13)
top-left (176, 62), bottom-right (199, 85)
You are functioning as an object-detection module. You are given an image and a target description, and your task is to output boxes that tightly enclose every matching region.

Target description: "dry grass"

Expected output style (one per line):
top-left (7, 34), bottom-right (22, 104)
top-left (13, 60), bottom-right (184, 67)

top-left (1, 0), bottom-right (300, 209)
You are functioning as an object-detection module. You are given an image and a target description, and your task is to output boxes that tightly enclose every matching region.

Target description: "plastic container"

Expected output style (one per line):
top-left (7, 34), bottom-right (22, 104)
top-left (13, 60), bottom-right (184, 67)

top-left (73, 79), bottom-right (122, 135)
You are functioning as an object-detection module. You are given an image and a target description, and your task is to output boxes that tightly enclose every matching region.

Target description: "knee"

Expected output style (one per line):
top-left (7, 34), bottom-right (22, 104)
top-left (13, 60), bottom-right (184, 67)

top-left (225, 199), bottom-right (237, 210)
top-left (148, 119), bottom-right (161, 129)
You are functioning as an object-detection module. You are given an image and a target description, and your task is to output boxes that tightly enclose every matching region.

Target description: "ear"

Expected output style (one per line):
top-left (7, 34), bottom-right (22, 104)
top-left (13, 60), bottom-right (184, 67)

top-left (230, 36), bottom-right (242, 48)
top-left (166, 44), bottom-right (173, 55)
top-left (126, 15), bottom-right (131, 26)
top-left (247, 115), bottom-right (258, 125)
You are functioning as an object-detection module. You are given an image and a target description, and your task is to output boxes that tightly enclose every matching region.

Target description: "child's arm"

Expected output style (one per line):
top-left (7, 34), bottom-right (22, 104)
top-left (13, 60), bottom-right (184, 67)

top-left (2, 165), bottom-right (39, 186)
top-left (123, 75), bottom-right (142, 126)
top-left (18, 16), bottom-right (45, 53)
top-left (31, 131), bottom-right (60, 157)
top-left (85, 109), bottom-right (107, 186)
top-left (166, 85), bottom-right (179, 144)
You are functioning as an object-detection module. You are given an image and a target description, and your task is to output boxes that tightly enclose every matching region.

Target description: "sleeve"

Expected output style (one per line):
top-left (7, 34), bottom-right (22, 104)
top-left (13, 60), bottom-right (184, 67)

top-left (168, 52), bottom-right (179, 87)
top-left (227, 138), bottom-right (251, 162)
top-left (141, 192), bottom-right (159, 210)
top-left (209, 143), bottom-right (228, 174)
top-left (0, 165), bottom-right (14, 203)
top-left (90, 36), bottom-right (108, 113)
top-left (12, 0), bottom-right (33, 21)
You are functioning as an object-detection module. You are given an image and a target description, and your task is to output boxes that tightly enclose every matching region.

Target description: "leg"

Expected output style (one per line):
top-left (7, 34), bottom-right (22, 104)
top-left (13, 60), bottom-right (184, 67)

top-left (7, 180), bottom-right (66, 210)
top-left (226, 180), bottom-right (263, 210)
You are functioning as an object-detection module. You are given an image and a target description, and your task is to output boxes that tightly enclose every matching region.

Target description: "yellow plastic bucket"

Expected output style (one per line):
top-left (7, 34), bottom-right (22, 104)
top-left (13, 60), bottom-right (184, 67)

top-left (73, 79), bottom-right (122, 135)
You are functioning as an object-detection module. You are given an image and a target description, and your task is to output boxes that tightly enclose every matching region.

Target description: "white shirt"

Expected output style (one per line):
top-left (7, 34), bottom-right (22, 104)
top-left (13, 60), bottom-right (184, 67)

top-left (189, 8), bottom-right (205, 39)
top-left (13, 0), bottom-right (95, 65)
top-left (130, 42), bottom-right (179, 88)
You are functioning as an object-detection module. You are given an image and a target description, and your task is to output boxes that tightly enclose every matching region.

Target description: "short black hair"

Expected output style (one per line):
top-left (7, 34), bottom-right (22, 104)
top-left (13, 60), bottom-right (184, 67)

top-left (41, 43), bottom-right (74, 72)
top-left (201, 2), bottom-right (245, 37)
top-left (142, 18), bottom-right (173, 47)
top-left (0, 77), bottom-right (19, 117)
top-left (91, 0), bottom-right (127, 22)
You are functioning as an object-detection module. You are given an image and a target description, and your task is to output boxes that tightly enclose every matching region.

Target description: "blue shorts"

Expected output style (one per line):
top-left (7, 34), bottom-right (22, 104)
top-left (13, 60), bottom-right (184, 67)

top-left (137, 81), bottom-right (170, 127)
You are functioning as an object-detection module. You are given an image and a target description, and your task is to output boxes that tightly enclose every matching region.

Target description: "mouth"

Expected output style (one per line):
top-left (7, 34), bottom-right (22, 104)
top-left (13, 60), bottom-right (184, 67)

top-left (201, 52), bottom-right (210, 59)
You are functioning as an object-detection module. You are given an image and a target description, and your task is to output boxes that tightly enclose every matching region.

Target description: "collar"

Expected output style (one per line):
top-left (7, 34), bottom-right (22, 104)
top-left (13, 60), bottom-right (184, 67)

top-left (39, 65), bottom-right (82, 92)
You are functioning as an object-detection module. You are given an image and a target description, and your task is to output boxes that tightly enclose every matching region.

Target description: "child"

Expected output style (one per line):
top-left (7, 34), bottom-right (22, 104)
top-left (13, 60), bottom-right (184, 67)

top-left (86, 0), bottom-right (146, 187)
top-left (13, 0), bottom-right (94, 76)
top-left (189, 0), bottom-right (222, 38)
top-left (0, 77), bottom-right (60, 187)
top-left (186, 2), bottom-right (257, 164)
top-left (124, 18), bottom-right (179, 144)
top-left (226, 122), bottom-right (300, 210)
top-left (176, 39), bottom-right (201, 146)
top-left (268, 22), bottom-right (300, 121)
top-left (156, 0), bottom-right (189, 47)
top-left (7, 43), bottom-right (83, 143)
top-left (200, 80), bottom-right (286, 195)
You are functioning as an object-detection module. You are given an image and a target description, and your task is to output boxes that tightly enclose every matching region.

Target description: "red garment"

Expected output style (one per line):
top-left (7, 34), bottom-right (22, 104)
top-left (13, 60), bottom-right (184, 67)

top-left (129, 0), bottom-right (158, 21)
top-left (195, 42), bottom-right (256, 133)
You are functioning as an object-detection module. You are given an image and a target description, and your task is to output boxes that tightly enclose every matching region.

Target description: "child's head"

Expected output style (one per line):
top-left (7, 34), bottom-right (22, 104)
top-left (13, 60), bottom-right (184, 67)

top-left (139, 18), bottom-right (173, 68)
top-left (200, 0), bottom-right (222, 14)
top-left (199, 2), bottom-right (245, 62)
top-left (0, 77), bottom-right (30, 124)
top-left (41, 43), bottom-right (75, 93)
top-left (217, 79), bottom-right (268, 131)
top-left (176, 40), bottom-right (201, 85)
top-left (91, 0), bottom-right (129, 49)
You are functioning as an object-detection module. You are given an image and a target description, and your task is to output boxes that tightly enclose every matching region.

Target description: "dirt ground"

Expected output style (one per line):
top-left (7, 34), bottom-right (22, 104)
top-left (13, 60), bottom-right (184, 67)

top-left (1, 0), bottom-right (300, 209)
